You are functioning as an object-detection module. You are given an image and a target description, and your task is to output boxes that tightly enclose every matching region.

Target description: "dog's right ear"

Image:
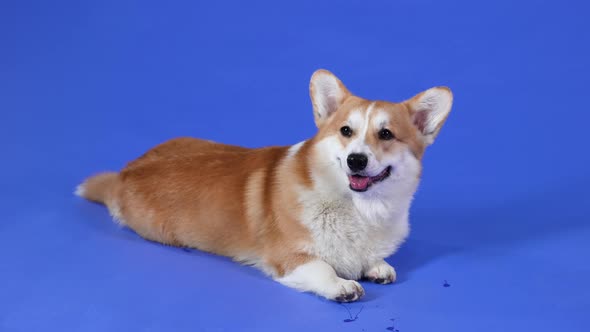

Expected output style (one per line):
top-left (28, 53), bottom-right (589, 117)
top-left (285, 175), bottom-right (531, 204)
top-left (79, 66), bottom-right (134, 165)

top-left (309, 70), bottom-right (351, 128)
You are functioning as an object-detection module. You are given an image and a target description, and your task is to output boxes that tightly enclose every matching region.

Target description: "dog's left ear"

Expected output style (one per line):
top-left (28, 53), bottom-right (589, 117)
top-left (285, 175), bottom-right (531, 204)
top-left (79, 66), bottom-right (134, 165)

top-left (405, 87), bottom-right (453, 145)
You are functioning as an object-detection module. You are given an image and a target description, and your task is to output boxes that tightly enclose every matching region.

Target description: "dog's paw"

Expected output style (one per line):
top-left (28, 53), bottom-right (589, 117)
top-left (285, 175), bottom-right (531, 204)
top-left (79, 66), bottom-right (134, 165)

top-left (332, 280), bottom-right (365, 302)
top-left (365, 261), bottom-right (396, 284)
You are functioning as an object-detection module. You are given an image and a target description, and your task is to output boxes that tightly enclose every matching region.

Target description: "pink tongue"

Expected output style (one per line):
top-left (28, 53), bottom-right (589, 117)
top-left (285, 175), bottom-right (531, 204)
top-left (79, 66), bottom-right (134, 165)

top-left (349, 176), bottom-right (371, 190)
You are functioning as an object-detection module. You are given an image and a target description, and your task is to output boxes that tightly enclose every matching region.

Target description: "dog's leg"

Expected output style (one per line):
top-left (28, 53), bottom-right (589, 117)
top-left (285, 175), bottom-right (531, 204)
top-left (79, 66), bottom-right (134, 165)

top-left (363, 259), bottom-right (397, 284)
top-left (277, 259), bottom-right (365, 302)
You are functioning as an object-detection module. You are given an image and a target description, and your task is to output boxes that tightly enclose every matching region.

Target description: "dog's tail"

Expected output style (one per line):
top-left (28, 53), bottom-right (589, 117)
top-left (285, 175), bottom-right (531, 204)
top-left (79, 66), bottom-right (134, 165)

top-left (76, 172), bottom-right (119, 205)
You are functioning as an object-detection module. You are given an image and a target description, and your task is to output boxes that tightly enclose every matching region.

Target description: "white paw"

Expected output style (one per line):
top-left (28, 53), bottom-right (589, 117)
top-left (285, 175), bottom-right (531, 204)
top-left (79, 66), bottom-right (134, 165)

top-left (331, 279), bottom-right (365, 302)
top-left (276, 259), bottom-right (365, 302)
top-left (365, 261), bottom-right (396, 284)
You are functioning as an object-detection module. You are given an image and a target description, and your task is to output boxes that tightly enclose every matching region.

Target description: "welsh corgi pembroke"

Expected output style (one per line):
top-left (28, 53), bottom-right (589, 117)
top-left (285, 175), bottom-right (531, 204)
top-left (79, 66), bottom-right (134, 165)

top-left (77, 70), bottom-right (453, 302)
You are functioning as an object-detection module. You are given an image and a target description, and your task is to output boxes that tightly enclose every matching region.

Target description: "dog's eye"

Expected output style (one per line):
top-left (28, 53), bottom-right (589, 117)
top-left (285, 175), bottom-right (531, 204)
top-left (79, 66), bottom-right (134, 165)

top-left (378, 129), bottom-right (395, 140)
top-left (340, 126), bottom-right (353, 138)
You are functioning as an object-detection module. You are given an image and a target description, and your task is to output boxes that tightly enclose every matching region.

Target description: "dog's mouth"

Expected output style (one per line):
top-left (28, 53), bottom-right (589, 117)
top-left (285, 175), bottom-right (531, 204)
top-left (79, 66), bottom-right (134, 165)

top-left (348, 166), bottom-right (392, 192)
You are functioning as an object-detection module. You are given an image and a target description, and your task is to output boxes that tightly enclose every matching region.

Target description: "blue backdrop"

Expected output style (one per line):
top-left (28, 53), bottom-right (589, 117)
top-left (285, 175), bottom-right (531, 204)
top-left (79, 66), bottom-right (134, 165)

top-left (1, 0), bottom-right (589, 331)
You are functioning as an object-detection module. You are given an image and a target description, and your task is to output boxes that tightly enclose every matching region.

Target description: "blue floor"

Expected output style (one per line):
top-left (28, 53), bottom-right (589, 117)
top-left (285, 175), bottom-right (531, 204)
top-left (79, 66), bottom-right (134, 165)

top-left (1, 0), bottom-right (589, 331)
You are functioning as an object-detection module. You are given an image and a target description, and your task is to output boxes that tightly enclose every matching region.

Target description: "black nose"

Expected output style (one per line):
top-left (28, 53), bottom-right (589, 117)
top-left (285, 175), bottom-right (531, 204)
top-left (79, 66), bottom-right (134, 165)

top-left (347, 153), bottom-right (368, 172)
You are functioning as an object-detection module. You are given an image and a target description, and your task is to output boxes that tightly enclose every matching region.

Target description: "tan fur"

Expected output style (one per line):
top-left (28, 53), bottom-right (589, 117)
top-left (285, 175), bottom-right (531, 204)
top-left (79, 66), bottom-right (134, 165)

top-left (78, 172), bottom-right (119, 204)
top-left (79, 137), bottom-right (314, 276)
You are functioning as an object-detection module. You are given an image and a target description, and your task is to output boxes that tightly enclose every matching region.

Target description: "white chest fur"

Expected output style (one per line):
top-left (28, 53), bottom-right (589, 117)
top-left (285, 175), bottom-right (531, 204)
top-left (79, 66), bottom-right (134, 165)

top-left (288, 137), bottom-right (421, 280)
top-left (299, 190), bottom-right (412, 280)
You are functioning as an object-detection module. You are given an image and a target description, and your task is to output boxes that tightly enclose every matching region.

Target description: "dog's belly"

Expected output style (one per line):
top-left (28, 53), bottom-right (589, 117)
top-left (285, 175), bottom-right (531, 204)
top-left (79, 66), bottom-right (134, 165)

top-left (301, 198), bottom-right (409, 280)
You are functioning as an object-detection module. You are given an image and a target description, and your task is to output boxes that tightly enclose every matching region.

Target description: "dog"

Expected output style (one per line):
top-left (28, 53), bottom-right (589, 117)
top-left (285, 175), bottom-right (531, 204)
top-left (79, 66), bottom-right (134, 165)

top-left (76, 69), bottom-right (452, 302)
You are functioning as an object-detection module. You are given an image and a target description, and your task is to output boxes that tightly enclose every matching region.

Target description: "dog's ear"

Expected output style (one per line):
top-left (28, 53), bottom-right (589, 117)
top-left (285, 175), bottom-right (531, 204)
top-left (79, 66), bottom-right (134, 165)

top-left (405, 87), bottom-right (453, 145)
top-left (309, 70), bottom-right (351, 127)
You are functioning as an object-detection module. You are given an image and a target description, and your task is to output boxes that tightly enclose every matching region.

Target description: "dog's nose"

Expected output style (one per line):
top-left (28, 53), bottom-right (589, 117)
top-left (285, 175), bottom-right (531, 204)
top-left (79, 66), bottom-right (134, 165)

top-left (347, 153), bottom-right (368, 172)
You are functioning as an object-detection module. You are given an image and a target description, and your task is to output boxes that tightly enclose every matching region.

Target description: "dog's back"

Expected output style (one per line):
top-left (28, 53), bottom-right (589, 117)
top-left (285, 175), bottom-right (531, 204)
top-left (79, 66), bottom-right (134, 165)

top-left (78, 137), bottom-right (292, 257)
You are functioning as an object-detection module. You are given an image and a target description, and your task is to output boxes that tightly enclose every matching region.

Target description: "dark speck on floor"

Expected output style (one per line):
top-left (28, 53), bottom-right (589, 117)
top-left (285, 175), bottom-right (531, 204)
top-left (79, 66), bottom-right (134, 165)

top-left (443, 280), bottom-right (451, 287)
top-left (341, 304), bottom-right (364, 323)
top-left (386, 318), bottom-right (399, 331)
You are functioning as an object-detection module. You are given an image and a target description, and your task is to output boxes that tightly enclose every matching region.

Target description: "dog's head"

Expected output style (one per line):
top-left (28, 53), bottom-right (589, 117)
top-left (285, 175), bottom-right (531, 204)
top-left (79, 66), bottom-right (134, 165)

top-left (309, 70), bottom-right (453, 194)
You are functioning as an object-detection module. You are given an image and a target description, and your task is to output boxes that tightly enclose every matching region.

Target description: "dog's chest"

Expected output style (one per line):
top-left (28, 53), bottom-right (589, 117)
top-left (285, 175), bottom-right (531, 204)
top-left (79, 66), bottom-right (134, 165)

top-left (300, 195), bottom-right (409, 280)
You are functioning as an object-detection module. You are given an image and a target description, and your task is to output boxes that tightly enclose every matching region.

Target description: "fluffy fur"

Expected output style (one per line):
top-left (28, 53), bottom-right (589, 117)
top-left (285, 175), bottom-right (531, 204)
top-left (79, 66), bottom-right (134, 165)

top-left (77, 69), bottom-right (453, 302)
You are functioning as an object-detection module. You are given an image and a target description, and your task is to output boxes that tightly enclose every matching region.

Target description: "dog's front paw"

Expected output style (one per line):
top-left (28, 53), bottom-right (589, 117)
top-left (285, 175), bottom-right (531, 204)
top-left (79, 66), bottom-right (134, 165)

top-left (332, 279), bottom-right (365, 302)
top-left (276, 259), bottom-right (365, 303)
top-left (364, 260), bottom-right (396, 284)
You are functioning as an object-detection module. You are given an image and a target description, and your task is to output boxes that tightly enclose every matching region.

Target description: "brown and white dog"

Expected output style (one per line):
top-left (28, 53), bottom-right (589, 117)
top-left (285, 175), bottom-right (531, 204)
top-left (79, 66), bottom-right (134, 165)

top-left (77, 70), bottom-right (452, 302)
